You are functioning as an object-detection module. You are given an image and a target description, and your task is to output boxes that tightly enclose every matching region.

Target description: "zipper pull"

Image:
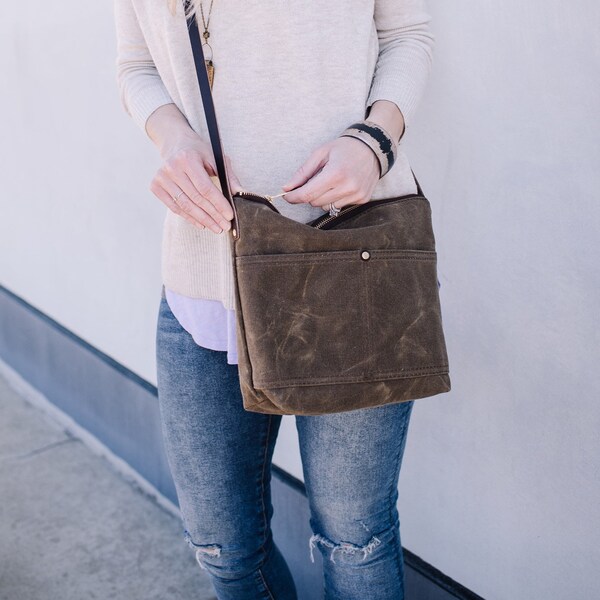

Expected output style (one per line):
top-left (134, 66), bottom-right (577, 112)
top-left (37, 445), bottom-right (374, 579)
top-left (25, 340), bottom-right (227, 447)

top-left (265, 191), bottom-right (287, 202)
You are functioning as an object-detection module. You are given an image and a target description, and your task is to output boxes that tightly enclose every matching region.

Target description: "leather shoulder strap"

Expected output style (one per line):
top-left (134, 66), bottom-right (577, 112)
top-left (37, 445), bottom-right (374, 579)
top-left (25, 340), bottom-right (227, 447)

top-left (184, 1), bottom-right (232, 203)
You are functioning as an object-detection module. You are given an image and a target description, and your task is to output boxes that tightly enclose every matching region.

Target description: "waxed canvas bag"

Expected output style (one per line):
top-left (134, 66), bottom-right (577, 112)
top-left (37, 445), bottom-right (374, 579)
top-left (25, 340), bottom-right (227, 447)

top-left (186, 7), bottom-right (451, 415)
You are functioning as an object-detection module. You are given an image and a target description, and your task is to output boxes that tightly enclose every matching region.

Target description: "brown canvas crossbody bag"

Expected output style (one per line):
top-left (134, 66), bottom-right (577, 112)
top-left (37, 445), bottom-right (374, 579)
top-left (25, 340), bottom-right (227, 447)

top-left (185, 7), bottom-right (451, 415)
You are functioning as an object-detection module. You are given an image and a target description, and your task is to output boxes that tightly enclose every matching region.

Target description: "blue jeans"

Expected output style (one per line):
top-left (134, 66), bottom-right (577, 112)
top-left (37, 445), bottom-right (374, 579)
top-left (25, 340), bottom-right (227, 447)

top-left (155, 291), bottom-right (415, 600)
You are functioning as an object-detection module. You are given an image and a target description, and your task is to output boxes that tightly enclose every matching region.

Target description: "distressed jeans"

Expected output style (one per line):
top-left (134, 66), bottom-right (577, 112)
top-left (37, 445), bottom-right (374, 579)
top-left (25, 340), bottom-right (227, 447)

top-left (155, 290), bottom-right (415, 600)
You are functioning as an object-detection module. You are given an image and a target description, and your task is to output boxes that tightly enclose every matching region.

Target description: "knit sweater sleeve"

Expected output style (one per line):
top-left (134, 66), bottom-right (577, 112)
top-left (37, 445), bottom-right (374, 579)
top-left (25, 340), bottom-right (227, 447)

top-left (113, 0), bottom-right (175, 135)
top-left (366, 0), bottom-right (435, 130)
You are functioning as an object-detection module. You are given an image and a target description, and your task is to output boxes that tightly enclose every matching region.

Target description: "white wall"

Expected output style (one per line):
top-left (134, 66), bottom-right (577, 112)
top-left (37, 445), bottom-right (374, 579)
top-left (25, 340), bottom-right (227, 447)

top-left (0, 1), bottom-right (165, 376)
top-left (1, 2), bottom-right (598, 599)
top-left (393, 2), bottom-right (599, 598)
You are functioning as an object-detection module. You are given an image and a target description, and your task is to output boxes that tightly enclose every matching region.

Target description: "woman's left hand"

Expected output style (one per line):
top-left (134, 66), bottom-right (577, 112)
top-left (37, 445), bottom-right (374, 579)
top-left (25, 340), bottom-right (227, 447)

top-left (280, 136), bottom-right (380, 210)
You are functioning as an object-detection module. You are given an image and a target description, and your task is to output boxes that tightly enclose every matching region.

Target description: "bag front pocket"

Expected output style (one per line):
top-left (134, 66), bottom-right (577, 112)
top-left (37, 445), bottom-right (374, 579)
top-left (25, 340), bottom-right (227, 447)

top-left (235, 250), bottom-right (369, 388)
top-left (235, 248), bottom-right (448, 389)
top-left (363, 249), bottom-right (449, 378)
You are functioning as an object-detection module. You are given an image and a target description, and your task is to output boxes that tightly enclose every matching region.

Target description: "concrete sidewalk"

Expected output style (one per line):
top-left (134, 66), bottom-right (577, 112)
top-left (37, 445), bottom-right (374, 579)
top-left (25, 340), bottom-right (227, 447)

top-left (0, 371), bottom-right (216, 600)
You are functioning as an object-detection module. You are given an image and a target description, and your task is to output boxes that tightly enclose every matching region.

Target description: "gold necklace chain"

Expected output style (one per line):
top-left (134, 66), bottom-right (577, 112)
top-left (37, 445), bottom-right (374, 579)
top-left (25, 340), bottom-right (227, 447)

top-left (199, 0), bottom-right (214, 43)
top-left (198, 0), bottom-right (216, 88)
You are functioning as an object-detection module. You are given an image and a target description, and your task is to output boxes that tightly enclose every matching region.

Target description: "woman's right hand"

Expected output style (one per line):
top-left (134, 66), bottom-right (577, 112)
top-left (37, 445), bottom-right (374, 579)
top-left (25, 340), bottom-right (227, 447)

top-left (146, 104), bottom-right (241, 234)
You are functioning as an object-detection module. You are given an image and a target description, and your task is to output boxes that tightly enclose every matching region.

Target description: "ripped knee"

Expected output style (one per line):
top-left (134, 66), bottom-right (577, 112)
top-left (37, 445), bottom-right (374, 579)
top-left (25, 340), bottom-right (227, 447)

top-left (308, 531), bottom-right (383, 565)
top-left (183, 528), bottom-right (270, 582)
top-left (183, 529), bottom-right (222, 571)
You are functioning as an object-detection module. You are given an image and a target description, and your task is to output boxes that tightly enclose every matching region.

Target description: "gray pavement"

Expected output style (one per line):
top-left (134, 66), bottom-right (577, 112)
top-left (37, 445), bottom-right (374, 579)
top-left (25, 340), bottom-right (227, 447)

top-left (0, 371), bottom-right (217, 600)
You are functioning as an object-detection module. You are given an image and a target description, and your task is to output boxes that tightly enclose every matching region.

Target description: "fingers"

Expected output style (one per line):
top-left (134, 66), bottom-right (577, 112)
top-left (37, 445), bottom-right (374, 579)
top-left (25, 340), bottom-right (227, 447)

top-left (179, 153), bottom-right (234, 226)
top-left (310, 166), bottom-right (367, 208)
top-left (282, 164), bottom-right (346, 208)
top-left (176, 170), bottom-right (233, 231)
top-left (281, 146), bottom-right (329, 193)
top-left (311, 183), bottom-right (358, 209)
top-left (282, 137), bottom-right (379, 209)
top-left (159, 173), bottom-right (227, 233)
top-left (150, 143), bottom-right (243, 233)
top-left (150, 179), bottom-right (209, 230)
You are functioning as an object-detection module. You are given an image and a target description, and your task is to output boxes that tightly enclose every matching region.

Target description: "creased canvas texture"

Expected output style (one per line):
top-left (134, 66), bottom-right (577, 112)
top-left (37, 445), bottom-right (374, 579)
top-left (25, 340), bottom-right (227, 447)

top-left (230, 193), bottom-right (451, 415)
top-left (231, 194), bottom-right (450, 415)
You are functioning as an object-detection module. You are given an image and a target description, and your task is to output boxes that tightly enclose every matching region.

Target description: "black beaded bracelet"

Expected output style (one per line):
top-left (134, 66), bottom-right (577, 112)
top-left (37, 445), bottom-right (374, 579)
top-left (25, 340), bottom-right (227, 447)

top-left (339, 120), bottom-right (398, 178)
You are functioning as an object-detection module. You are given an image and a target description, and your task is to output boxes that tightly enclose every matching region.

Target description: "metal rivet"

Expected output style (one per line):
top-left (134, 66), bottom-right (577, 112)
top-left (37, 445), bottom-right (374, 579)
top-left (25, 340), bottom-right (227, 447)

top-left (361, 250), bottom-right (370, 260)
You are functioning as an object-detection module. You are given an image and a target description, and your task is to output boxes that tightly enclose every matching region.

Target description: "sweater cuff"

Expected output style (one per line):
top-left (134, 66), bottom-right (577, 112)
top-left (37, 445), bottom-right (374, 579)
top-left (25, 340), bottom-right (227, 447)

top-left (366, 71), bottom-right (424, 132)
top-left (123, 79), bottom-right (175, 135)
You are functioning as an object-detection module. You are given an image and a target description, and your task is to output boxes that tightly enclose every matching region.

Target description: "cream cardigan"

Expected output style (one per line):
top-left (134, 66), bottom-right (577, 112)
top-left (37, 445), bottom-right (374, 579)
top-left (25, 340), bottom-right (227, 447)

top-left (114, 0), bottom-right (435, 310)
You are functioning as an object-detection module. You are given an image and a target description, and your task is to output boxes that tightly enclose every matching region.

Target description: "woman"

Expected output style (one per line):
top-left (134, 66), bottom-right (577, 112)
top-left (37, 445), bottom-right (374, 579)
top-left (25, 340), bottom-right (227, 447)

top-left (114, 0), bottom-right (434, 598)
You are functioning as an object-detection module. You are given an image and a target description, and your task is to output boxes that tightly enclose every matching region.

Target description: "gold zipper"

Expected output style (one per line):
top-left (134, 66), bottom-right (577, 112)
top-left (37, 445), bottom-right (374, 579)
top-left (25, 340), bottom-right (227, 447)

top-left (235, 190), bottom-right (362, 229)
top-left (235, 190), bottom-right (289, 203)
top-left (313, 203), bottom-right (362, 229)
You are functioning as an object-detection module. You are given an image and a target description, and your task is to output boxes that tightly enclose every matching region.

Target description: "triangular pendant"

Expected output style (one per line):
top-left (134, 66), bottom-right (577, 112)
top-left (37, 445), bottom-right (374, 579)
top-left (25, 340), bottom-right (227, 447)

top-left (205, 59), bottom-right (215, 90)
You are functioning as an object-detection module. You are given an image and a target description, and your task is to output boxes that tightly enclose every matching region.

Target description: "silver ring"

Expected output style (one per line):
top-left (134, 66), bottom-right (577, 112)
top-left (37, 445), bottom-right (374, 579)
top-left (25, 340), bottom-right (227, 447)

top-left (174, 189), bottom-right (185, 201)
top-left (328, 202), bottom-right (341, 217)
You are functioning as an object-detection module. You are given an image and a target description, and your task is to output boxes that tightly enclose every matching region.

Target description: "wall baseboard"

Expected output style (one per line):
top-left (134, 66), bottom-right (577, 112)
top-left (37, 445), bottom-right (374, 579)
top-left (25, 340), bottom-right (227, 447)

top-left (0, 284), bottom-right (483, 600)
